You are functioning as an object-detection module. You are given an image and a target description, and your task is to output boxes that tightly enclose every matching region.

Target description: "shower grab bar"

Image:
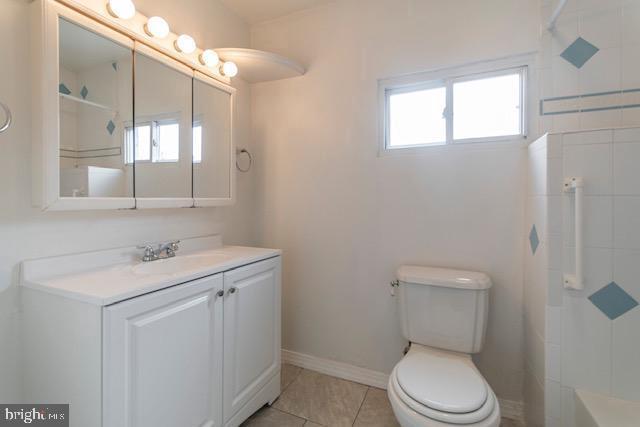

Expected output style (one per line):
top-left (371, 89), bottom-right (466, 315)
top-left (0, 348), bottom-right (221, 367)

top-left (564, 177), bottom-right (584, 290)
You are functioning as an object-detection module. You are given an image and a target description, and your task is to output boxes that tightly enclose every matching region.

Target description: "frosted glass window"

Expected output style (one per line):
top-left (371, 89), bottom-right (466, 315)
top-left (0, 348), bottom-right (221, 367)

top-left (388, 87), bottom-right (446, 147)
top-left (453, 73), bottom-right (522, 140)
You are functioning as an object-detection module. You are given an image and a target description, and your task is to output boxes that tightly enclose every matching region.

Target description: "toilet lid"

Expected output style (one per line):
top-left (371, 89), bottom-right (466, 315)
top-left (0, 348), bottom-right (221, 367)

top-left (396, 347), bottom-right (488, 414)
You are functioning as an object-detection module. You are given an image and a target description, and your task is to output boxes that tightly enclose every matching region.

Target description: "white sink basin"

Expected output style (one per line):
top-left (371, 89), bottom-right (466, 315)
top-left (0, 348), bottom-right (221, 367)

top-left (132, 253), bottom-right (232, 276)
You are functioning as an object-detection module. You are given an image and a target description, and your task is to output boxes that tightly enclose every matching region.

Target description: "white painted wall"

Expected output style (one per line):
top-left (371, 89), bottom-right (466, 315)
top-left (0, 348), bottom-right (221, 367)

top-left (250, 0), bottom-right (540, 401)
top-left (0, 0), bottom-right (253, 402)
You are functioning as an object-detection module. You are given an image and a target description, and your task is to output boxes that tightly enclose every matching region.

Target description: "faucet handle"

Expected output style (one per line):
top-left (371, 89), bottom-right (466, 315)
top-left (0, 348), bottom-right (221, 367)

top-left (137, 244), bottom-right (157, 262)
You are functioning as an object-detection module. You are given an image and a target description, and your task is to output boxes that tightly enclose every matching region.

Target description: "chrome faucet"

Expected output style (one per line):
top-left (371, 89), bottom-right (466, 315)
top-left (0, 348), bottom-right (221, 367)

top-left (137, 240), bottom-right (180, 262)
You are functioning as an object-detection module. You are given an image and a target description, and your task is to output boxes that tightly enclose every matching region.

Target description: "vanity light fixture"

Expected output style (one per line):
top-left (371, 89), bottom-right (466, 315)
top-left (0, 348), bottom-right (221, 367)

top-left (199, 49), bottom-right (219, 68)
top-left (174, 34), bottom-right (196, 54)
top-left (106, 0), bottom-right (136, 20)
top-left (144, 16), bottom-right (170, 39)
top-left (220, 61), bottom-right (238, 78)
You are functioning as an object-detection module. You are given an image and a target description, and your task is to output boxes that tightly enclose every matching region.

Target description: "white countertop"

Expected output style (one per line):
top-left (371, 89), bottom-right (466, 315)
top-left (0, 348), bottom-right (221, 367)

top-left (21, 236), bottom-right (281, 306)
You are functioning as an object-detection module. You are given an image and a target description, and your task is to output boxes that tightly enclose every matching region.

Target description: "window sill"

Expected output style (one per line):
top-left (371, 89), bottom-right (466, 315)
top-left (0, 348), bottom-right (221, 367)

top-left (378, 136), bottom-right (528, 157)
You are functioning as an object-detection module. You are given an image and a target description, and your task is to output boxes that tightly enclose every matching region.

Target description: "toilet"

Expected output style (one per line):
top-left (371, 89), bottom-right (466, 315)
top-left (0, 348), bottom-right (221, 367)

top-left (388, 266), bottom-right (501, 427)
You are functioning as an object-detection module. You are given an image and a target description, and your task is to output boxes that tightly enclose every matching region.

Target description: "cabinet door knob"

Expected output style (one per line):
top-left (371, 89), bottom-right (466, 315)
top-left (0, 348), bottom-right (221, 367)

top-left (216, 290), bottom-right (224, 298)
top-left (228, 287), bottom-right (237, 295)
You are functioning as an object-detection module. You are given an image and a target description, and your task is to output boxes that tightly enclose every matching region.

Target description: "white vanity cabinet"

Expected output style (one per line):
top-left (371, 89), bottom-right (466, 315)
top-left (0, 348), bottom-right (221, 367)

top-left (223, 260), bottom-right (281, 425)
top-left (103, 274), bottom-right (224, 427)
top-left (21, 242), bottom-right (281, 427)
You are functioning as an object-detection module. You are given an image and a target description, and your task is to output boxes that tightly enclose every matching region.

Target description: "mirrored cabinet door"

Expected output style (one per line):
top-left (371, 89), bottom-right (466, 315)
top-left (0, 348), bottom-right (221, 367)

top-left (193, 74), bottom-right (234, 204)
top-left (133, 48), bottom-right (193, 206)
top-left (58, 18), bottom-right (133, 199)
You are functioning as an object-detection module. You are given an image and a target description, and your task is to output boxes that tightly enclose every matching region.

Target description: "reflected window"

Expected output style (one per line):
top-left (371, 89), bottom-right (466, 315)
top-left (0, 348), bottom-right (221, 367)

top-left (193, 123), bottom-right (202, 164)
top-left (124, 120), bottom-right (180, 164)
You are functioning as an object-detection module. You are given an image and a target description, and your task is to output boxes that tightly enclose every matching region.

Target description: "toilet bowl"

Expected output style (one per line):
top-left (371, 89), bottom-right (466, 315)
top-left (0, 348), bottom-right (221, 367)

top-left (387, 345), bottom-right (500, 427)
top-left (389, 266), bottom-right (500, 427)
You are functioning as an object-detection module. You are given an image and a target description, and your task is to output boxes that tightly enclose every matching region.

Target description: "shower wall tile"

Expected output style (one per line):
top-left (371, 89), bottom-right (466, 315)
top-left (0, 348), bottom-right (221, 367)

top-left (545, 379), bottom-right (562, 423)
top-left (546, 343), bottom-right (562, 382)
top-left (562, 196), bottom-right (613, 248)
top-left (562, 246), bottom-right (613, 293)
top-left (611, 308), bottom-right (640, 400)
top-left (562, 295), bottom-right (612, 394)
top-left (613, 196), bottom-right (640, 249)
top-left (562, 129), bottom-right (612, 145)
top-left (563, 142), bottom-right (612, 195)
top-left (578, 7), bottom-right (622, 50)
top-left (546, 305), bottom-right (563, 345)
top-left (613, 127), bottom-right (640, 142)
top-left (613, 141), bottom-right (640, 195)
top-left (613, 249), bottom-right (640, 299)
top-left (579, 48), bottom-right (621, 94)
top-left (547, 158), bottom-right (564, 195)
top-left (547, 134), bottom-right (563, 158)
top-left (548, 195), bottom-right (563, 235)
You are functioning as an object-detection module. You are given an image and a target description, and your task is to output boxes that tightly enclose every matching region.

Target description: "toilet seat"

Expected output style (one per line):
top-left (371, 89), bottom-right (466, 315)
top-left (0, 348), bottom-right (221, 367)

top-left (388, 345), bottom-right (499, 426)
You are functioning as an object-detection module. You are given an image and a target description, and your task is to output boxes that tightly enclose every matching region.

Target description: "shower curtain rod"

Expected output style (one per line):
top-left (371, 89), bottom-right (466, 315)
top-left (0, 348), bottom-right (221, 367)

top-left (547, 0), bottom-right (568, 31)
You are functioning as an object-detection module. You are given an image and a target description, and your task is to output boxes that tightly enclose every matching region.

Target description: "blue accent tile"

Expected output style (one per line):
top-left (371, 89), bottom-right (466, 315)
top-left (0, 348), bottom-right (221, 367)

top-left (80, 86), bottom-right (89, 99)
top-left (589, 282), bottom-right (638, 320)
top-left (112, 62), bottom-right (118, 71)
top-left (529, 225), bottom-right (540, 255)
top-left (561, 37), bottom-right (599, 69)
top-left (106, 120), bottom-right (116, 135)
top-left (58, 83), bottom-right (71, 95)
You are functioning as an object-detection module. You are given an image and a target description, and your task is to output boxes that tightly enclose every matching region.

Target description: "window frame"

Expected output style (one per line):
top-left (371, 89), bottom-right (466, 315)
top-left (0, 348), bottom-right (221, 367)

top-left (379, 60), bottom-right (529, 155)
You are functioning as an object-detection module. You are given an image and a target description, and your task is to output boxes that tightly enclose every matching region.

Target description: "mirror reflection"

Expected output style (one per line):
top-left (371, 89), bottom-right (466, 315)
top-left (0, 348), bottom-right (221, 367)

top-left (193, 78), bottom-right (232, 200)
top-left (133, 53), bottom-right (193, 199)
top-left (58, 18), bottom-right (133, 198)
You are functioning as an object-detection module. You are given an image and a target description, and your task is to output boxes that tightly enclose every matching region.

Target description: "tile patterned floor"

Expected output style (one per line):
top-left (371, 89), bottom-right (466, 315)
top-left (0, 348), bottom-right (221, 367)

top-left (241, 364), bottom-right (523, 427)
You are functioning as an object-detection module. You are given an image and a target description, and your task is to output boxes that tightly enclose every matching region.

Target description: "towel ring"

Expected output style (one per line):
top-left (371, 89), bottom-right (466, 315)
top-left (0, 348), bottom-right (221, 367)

top-left (236, 148), bottom-right (252, 172)
top-left (0, 102), bottom-right (11, 134)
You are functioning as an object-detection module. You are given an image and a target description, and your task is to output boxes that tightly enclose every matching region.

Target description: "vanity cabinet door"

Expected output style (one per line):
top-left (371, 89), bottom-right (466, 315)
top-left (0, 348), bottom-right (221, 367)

top-left (103, 274), bottom-right (224, 427)
top-left (223, 257), bottom-right (281, 424)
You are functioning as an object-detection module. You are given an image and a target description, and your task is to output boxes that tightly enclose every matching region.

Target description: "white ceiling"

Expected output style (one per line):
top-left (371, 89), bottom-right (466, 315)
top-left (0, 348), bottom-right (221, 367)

top-left (219, 0), bottom-right (335, 25)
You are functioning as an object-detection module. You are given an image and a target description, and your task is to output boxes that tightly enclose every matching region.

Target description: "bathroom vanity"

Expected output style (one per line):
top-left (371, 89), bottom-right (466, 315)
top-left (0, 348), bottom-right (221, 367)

top-left (21, 236), bottom-right (281, 427)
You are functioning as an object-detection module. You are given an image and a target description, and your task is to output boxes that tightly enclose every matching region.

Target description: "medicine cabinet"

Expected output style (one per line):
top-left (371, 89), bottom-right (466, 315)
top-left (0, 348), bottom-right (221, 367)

top-left (31, 0), bottom-right (235, 210)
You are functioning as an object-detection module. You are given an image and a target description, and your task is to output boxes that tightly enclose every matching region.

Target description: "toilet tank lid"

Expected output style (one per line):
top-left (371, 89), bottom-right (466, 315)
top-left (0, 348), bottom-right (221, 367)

top-left (396, 266), bottom-right (492, 290)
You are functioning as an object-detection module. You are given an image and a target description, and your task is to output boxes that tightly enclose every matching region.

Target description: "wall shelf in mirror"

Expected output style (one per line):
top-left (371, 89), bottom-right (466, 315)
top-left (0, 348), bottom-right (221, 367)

top-left (59, 92), bottom-right (117, 113)
top-left (215, 48), bottom-right (305, 83)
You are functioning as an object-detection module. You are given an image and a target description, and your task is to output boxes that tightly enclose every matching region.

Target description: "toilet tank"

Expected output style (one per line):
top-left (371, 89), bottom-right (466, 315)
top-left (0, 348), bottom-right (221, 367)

top-left (396, 266), bottom-right (492, 354)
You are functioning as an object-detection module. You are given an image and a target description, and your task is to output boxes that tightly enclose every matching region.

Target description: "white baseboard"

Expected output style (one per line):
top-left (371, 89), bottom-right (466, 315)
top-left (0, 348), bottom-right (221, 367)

top-left (281, 349), bottom-right (524, 422)
top-left (281, 349), bottom-right (389, 389)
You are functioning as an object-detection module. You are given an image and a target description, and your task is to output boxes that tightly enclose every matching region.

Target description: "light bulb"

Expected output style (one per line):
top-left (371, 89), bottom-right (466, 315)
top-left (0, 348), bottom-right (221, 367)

top-left (220, 61), bottom-right (238, 77)
top-left (174, 34), bottom-right (196, 54)
top-left (144, 16), bottom-right (170, 39)
top-left (199, 49), bottom-right (219, 67)
top-left (107, 0), bottom-right (136, 20)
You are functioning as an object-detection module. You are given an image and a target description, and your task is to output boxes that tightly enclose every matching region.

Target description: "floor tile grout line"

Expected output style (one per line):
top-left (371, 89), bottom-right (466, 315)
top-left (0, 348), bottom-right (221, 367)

top-left (268, 405), bottom-right (307, 423)
top-left (281, 364), bottom-right (303, 395)
top-left (351, 386), bottom-right (370, 426)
